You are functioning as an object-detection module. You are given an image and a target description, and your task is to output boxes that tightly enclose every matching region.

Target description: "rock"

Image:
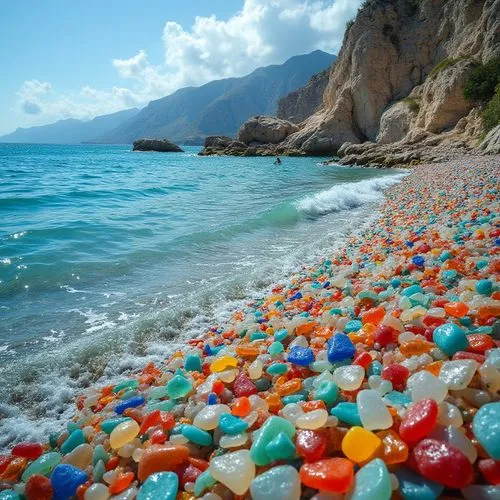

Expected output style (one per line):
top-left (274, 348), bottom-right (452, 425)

top-left (478, 125), bottom-right (500, 154)
top-left (132, 139), bottom-right (183, 152)
top-left (203, 136), bottom-right (233, 149)
top-left (377, 101), bottom-right (412, 144)
top-left (237, 116), bottom-right (299, 145)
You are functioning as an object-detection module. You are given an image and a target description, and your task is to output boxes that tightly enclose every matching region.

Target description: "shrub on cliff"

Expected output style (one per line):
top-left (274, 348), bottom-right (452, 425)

top-left (482, 84), bottom-right (500, 132)
top-left (463, 57), bottom-right (500, 102)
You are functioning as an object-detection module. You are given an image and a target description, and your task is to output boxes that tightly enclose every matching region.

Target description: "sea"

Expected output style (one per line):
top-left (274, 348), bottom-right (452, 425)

top-left (0, 143), bottom-right (406, 449)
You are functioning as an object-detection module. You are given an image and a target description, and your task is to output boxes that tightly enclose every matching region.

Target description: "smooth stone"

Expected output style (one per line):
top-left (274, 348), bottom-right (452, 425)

top-left (218, 413), bottom-right (249, 435)
top-left (407, 371), bottom-right (448, 403)
top-left (264, 432), bottom-right (297, 461)
top-left (110, 419), bottom-right (140, 449)
top-left (184, 354), bottom-right (202, 372)
top-left (395, 467), bottom-right (444, 500)
top-left (473, 402), bottom-right (500, 459)
top-left (250, 416), bottom-right (296, 466)
top-left (137, 472), bottom-right (178, 500)
top-left (250, 465), bottom-right (301, 500)
top-left (313, 380), bottom-right (339, 406)
top-left (349, 458), bottom-right (391, 500)
top-left (101, 418), bottom-right (132, 435)
top-left (331, 402), bottom-right (362, 426)
top-left (327, 333), bottom-right (356, 363)
top-left (166, 375), bottom-right (192, 399)
top-left (295, 409), bottom-right (329, 430)
top-left (50, 464), bottom-right (88, 500)
top-left (194, 470), bottom-right (217, 497)
top-left (22, 452), bottom-right (62, 481)
top-left (433, 323), bottom-right (469, 356)
top-left (62, 443), bottom-right (93, 469)
top-left (333, 365), bottom-right (365, 391)
top-left (209, 449), bottom-right (255, 495)
top-left (438, 360), bottom-right (477, 390)
top-left (114, 395), bottom-right (145, 415)
top-left (193, 404), bottom-right (230, 430)
top-left (181, 424), bottom-right (212, 446)
top-left (60, 429), bottom-right (85, 455)
top-left (357, 389), bottom-right (392, 431)
top-left (84, 483), bottom-right (109, 500)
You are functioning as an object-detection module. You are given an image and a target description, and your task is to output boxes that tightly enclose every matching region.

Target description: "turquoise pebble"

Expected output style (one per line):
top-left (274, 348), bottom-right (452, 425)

top-left (281, 393), bottom-right (307, 404)
top-left (93, 460), bottom-right (106, 482)
top-left (250, 465), bottom-right (300, 500)
top-left (250, 332), bottom-right (267, 341)
top-left (439, 250), bottom-right (452, 262)
top-left (368, 360), bottom-right (382, 376)
top-left (181, 424), bottom-right (212, 446)
top-left (384, 391), bottom-right (411, 407)
top-left (0, 491), bottom-right (20, 500)
top-left (274, 329), bottom-right (288, 342)
top-left (402, 284), bottom-right (423, 297)
top-left (396, 467), bottom-right (444, 500)
top-left (148, 400), bottom-right (176, 412)
top-left (101, 417), bottom-right (132, 434)
top-left (433, 323), bottom-right (469, 356)
top-left (329, 308), bottom-right (343, 315)
top-left (476, 260), bottom-right (488, 270)
top-left (330, 402), bottom-right (362, 426)
top-left (61, 429), bottom-right (85, 455)
top-left (120, 389), bottom-right (138, 400)
top-left (267, 363), bottom-right (288, 375)
top-left (250, 416), bottom-right (296, 466)
top-left (476, 279), bottom-right (493, 296)
top-left (218, 413), bottom-right (249, 435)
top-left (313, 380), bottom-right (339, 406)
top-left (345, 320), bottom-right (362, 333)
top-left (148, 386), bottom-right (169, 400)
top-left (166, 374), bottom-right (192, 399)
top-left (184, 354), bottom-right (202, 372)
top-left (473, 402), bottom-right (500, 459)
top-left (350, 459), bottom-right (391, 500)
top-left (194, 470), bottom-right (217, 497)
top-left (268, 341), bottom-right (284, 355)
top-left (92, 445), bottom-right (109, 466)
top-left (113, 379), bottom-right (138, 393)
top-left (264, 432), bottom-right (296, 461)
top-left (138, 472), bottom-right (179, 500)
top-left (67, 422), bottom-right (79, 434)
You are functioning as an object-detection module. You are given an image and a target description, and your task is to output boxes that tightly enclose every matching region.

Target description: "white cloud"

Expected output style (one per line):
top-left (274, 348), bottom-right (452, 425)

top-left (14, 0), bottom-right (362, 126)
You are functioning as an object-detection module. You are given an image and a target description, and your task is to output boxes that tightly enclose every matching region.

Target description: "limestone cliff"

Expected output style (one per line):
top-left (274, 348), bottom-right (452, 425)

top-left (283, 0), bottom-right (500, 156)
top-left (276, 66), bottom-right (333, 124)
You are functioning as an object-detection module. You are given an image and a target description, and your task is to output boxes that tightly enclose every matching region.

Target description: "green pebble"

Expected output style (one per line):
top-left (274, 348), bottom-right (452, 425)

top-left (121, 389), bottom-right (138, 400)
top-left (138, 472), bottom-right (179, 500)
top-left (331, 402), bottom-right (362, 426)
top-left (166, 374), bottom-right (193, 399)
top-left (0, 491), bottom-right (20, 500)
top-left (181, 424), bottom-right (212, 446)
top-left (113, 379), bottom-right (138, 393)
top-left (101, 417), bottom-right (132, 434)
top-left (219, 413), bottom-right (249, 435)
top-left (148, 400), bottom-right (176, 412)
top-left (184, 354), bottom-right (202, 372)
top-left (67, 422), bottom-right (79, 434)
top-left (268, 341), bottom-right (284, 355)
top-left (250, 416), bottom-right (296, 466)
top-left (194, 470), bottom-right (217, 497)
top-left (93, 459), bottom-right (106, 482)
top-left (265, 432), bottom-right (296, 461)
top-left (313, 380), bottom-right (339, 406)
top-left (148, 386), bottom-right (169, 400)
top-left (267, 363), bottom-right (288, 375)
top-left (21, 452), bottom-right (61, 481)
top-left (92, 445), bottom-right (109, 466)
top-left (350, 459), bottom-right (391, 500)
top-left (61, 429), bottom-right (85, 455)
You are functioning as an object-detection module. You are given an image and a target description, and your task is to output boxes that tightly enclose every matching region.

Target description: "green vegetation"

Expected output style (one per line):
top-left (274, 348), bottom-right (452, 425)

top-left (403, 97), bottom-right (421, 113)
top-left (482, 84), bottom-right (500, 132)
top-left (463, 57), bottom-right (500, 103)
top-left (429, 57), bottom-right (462, 77)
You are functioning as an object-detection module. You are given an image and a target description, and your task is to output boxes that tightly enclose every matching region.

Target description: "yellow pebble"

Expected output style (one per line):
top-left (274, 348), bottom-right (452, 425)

top-left (110, 420), bottom-right (140, 449)
top-left (341, 426), bottom-right (382, 463)
top-left (210, 355), bottom-right (238, 373)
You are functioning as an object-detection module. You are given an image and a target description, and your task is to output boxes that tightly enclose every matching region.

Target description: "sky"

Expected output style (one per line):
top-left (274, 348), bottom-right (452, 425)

top-left (0, 0), bottom-right (363, 135)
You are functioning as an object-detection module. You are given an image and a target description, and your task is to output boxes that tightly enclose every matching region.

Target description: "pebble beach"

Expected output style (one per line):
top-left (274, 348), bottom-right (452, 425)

top-left (1, 156), bottom-right (499, 500)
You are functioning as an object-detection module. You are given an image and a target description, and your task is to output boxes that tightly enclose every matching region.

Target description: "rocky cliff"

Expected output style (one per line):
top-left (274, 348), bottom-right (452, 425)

top-left (281, 0), bottom-right (500, 158)
top-left (276, 65), bottom-right (334, 124)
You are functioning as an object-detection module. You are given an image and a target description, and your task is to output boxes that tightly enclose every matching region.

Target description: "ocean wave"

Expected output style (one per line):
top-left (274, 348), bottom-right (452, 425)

top-left (296, 172), bottom-right (407, 217)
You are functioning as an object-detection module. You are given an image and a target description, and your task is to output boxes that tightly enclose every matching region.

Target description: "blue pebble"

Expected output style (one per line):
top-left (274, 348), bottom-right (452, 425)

top-left (476, 279), bottom-right (493, 296)
top-left (289, 292), bottom-right (302, 301)
top-left (390, 278), bottom-right (401, 288)
top-left (115, 395), bottom-right (145, 415)
top-left (218, 413), bottom-right (249, 435)
top-left (207, 393), bottom-right (218, 405)
top-left (411, 255), bottom-right (425, 266)
top-left (287, 345), bottom-right (315, 366)
top-left (327, 333), bottom-right (355, 363)
top-left (433, 323), bottom-right (469, 356)
top-left (51, 464), bottom-right (88, 500)
top-left (367, 360), bottom-right (382, 376)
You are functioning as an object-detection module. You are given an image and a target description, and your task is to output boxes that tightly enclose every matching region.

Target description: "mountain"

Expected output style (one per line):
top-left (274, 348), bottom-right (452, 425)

top-left (0, 108), bottom-right (140, 144)
top-left (93, 50), bottom-right (336, 145)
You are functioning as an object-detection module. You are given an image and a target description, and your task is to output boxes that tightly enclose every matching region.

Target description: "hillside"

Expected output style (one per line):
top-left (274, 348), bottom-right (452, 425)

top-left (0, 108), bottom-right (139, 144)
top-left (93, 50), bottom-right (336, 145)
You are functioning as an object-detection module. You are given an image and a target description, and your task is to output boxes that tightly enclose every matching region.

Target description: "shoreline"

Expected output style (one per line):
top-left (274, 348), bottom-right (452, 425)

top-left (0, 155), bottom-right (499, 498)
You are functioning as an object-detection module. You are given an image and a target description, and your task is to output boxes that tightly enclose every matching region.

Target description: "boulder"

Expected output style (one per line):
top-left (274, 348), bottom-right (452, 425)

top-left (203, 136), bottom-right (233, 148)
top-left (478, 125), bottom-right (500, 154)
top-left (132, 139), bottom-right (183, 152)
top-left (237, 116), bottom-right (299, 145)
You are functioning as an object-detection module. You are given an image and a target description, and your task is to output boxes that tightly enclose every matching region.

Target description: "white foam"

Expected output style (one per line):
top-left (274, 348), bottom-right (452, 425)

top-left (296, 172), bottom-right (407, 217)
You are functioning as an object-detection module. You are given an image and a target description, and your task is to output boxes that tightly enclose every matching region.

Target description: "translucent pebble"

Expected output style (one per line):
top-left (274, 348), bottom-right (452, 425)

top-left (218, 369), bottom-right (238, 383)
top-left (295, 409), bottom-right (329, 430)
top-left (209, 449), bottom-right (255, 495)
top-left (473, 402), bottom-right (500, 459)
top-left (438, 360), bottom-right (477, 390)
top-left (357, 390), bottom-right (392, 430)
top-left (382, 314), bottom-right (404, 332)
top-left (250, 416), bottom-right (296, 466)
top-left (132, 447), bottom-right (144, 463)
top-left (431, 425), bottom-right (477, 463)
top-left (437, 402), bottom-right (463, 427)
top-left (333, 365), bottom-right (365, 391)
top-left (281, 403), bottom-right (304, 424)
top-left (219, 433), bottom-right (248, 449)
top-left (341, 426), bottom-right (382, 463)
top-left (21, 452), bottom-right (62, 481)
top-left (250, 465), bottom-right (300, 500)
top-left (290, 335), bottom-right (309, 348)
top-left (349, 458), bottom-right (391, 500)
top-left (249, 394), bottom-right (268, 411)
top-left (395, 467), bottom-right (444, 500)
top-left (137, 471), bottom-right (178, 500)
top-left (110, 419), bottom-right (140, 449)
top-left (460, 388), bottom-right (492, 406)
top-left (166, 374), bottom-right (193, 399)
top-left (210, 355), bottom-right (238, 373)
top-left (62, 443), bottom-right (93, 469)
top-left (193, 404), bottom-right (230, 431)
top-left (479, 363), bottom-right (500, 393)
top-left (84, 483), bottom-right (110, 500)
top-left (407, 371), bottom-right (448, 403)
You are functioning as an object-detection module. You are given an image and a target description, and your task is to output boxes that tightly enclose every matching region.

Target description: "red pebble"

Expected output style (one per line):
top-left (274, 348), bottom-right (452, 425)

top-left (11, 442), bottom-right (43, 461)
top-left (181, 463), bottom-right (202, 487)
top-left (0, 455), bottom-right (10, 475)
top-left (374, 325), bottom-right (395, 347)
top-left (159, 412), bottom-right (175, 431)
top-left (300, 457), bottom-right (354, 493)
top-left (139, 409), bottom-right (161, 434)
top-left (233, 372), bottom-right (257, 398)
top-left (453, 351), bottom-right (486, 363)
top-left (353, 351), bottom-right (372, 368)
top-left (466, 334), bottom-right (495, 354)
top-left (150, 429), bottom-right (167, 444)
top-left (381, 363), bottom-right (410, 391)
top-left (25, 474), bottom-right (53, 500)
top-left (399, 399), bottom-right (438, 446)
top-left (479, 459), bottom-right (500, 485)
top-left (295, 429), bottom-right (327, 462)
top-left (413, 439), bottom-right (473, 488)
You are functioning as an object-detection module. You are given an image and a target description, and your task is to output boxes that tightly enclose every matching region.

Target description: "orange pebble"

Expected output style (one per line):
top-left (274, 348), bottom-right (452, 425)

top-left (275, 378), bottom-right (302, 396)
top-left (444, 302), bottom-right (469, 318)
top-left (376, 430), bottom-right (409, 465)
top-left (231, 397), bottom-right (251, 417)
top-left (423, 360), bottom-right (444, 376)
top-left (235, 345), bottom-right (260, 358)
top-left (138, 444), bottom-right (189, 482)
top-left (361, 306), bottom-right (385, 325)
top-left (399, 339), bottom-right (434, 357)
top-left (109, 472), bottom-right (134, 495)
top-left (467, 334), bottom-right (495, 354)
top-left (302, 400), bottom-right (327, 412)
top-left (296, 321), bottom-right (318, 336)
top-left (264, 392), bottom-right (284, 414)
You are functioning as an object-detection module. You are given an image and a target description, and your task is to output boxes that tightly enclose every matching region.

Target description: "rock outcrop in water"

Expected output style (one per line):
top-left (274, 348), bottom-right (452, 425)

top-left (132, 139), bottom-right (184, 153)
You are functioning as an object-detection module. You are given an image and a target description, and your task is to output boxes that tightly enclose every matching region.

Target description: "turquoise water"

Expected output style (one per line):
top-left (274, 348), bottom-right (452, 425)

top-left (0, 143), bottom-right (405, 448)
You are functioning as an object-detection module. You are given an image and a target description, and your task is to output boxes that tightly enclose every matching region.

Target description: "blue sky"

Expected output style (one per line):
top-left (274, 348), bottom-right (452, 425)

top-left (0, 0), bottom-right (362, 135)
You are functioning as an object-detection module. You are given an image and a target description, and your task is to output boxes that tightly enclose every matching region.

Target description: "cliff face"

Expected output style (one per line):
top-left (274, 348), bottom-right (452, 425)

top-left (276, 64), bottom-right (334, 124)
top-left (284, 0), bottom-right (500, 155)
